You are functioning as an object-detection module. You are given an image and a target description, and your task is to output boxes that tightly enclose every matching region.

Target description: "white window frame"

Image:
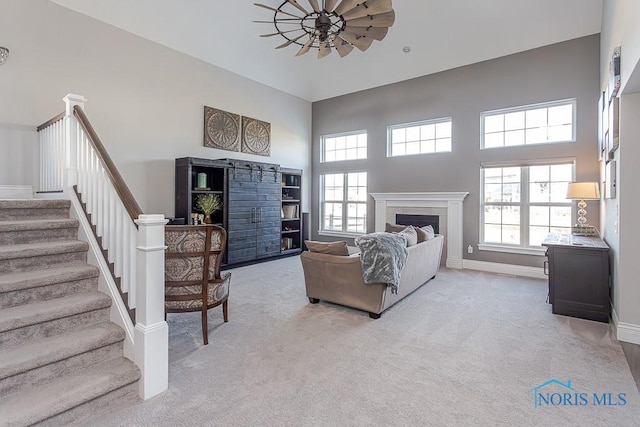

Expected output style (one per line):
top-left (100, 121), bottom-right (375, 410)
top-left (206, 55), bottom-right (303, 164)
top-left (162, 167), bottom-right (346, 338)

top-left (481, 99), bottom-right (576, 149)
top-left (319, 172), bottom-right (367, 237)
top-left (387, 117), bottom-right (452, 157)
top-left (321, 130), bottom-right (367, 163)
top-left (478, 159), bottom-right (575, 256)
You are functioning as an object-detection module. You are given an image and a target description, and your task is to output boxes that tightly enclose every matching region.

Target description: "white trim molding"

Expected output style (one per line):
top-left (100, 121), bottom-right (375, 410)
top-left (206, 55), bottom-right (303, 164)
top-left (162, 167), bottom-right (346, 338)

top-left (370, 192), bottom-right (469, 268)
top-left (462, 259), bottom-right (546, 279)
top-left (0, 185), bottom-right (32, 199)
top-left (612, 307), bottom-right (640, 345)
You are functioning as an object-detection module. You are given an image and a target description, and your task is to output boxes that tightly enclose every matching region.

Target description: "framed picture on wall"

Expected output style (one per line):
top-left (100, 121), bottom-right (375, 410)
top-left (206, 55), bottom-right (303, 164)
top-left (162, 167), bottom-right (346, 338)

top-left (608, 97), bottom-right (619, 156)
top-left (598, 90), bottom-right (606, 160)
top-left (605, 160), bottom-right (616, 199)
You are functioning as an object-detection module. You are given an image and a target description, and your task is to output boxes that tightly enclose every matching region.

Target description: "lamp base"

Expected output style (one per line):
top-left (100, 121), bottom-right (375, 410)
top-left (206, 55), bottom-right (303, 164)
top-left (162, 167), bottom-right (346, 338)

top-left (571, 224), bottom-right (599, 237)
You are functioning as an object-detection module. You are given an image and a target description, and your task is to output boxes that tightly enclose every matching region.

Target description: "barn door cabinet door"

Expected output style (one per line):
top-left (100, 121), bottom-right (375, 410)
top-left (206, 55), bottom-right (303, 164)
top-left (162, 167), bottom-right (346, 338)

top-left (226, 163), bottom-right (281, 265)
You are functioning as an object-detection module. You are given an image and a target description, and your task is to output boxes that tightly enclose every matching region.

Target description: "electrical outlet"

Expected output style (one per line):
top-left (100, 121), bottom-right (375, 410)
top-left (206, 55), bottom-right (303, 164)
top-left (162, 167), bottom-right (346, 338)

top-left (467, 244), bottom-right (473, 254)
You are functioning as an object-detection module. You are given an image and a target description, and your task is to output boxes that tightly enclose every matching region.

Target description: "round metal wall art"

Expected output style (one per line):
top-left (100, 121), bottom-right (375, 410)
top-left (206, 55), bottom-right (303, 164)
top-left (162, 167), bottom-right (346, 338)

top-left (204, 106), bottom-right (240, 151)
top-left (242, 116), bottom-right (271, 156)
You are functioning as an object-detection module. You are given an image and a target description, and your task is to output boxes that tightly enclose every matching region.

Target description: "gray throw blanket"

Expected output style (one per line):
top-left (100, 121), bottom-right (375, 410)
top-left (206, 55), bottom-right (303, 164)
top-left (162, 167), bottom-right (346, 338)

top-left (355, 232), bottom-right (408, 294)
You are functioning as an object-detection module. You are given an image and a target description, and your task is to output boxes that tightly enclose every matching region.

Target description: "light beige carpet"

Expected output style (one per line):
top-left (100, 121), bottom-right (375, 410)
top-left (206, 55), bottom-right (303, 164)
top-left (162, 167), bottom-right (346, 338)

top-left (90, 256), bottom-right (639, 426)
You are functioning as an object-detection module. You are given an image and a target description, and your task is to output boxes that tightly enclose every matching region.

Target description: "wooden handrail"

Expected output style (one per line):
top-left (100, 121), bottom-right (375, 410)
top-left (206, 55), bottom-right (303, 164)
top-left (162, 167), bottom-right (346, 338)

top-left (73, 105), bottom-right (143, 222)
top-left (36, 112), bottom-right (65, 132)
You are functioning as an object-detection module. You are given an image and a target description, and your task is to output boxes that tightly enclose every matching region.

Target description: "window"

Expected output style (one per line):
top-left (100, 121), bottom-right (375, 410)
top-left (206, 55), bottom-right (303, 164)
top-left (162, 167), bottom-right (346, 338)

top-left (482, 99), bottom-right (576, 148)
top-left (321, 131), bottom-right (367, 162)
top-left (481, 162), bottom-right (573, 253)
top-left (320, 172), bottom-right (367, 234)
top-left (388, 118), bottom-right (452, 156)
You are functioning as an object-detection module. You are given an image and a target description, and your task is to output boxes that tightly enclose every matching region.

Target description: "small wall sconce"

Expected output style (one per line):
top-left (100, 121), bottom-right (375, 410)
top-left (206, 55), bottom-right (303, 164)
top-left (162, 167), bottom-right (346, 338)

top-left (0, 47), bottom-right (9, 66)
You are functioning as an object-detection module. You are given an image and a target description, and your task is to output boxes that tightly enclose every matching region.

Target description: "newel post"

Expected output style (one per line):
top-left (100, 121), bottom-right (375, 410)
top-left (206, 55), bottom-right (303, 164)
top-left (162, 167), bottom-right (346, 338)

top-left (62, 93), bottom-right (86, 190)
top-left (134, 214), bottom-right (169, 399)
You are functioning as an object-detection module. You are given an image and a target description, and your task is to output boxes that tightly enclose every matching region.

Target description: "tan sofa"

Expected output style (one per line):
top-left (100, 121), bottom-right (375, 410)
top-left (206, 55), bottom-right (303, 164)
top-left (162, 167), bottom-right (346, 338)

top-left (300, 234), bottom-right (444, 318)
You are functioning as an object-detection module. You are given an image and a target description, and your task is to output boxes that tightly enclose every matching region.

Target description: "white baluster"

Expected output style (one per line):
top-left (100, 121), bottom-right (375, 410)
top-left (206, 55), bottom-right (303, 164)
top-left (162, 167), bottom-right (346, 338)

top-left (129, 221), bottom-right (137, 309)
top-left (122, 209), bottom-right (130, 294)
top-left (114, 206), bottom-right (123, 277)
top-left (96, 166), bottom-right (104, 238)
top-left (108, 186), bottom-right (116, 263)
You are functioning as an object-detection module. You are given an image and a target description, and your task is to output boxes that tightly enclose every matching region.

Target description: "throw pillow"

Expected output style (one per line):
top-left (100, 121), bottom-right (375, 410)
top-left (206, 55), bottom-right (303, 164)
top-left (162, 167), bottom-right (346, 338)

top-left (420, 225), bottom-right (435, 241)
top-left (385, 222), bottom-right (407, 233)
top-left (305, 240), bottom-right (350, 256)
top-left (413, 226), bottom-right (427, 242)
top-left (396, 226), bottom-right (418, 246)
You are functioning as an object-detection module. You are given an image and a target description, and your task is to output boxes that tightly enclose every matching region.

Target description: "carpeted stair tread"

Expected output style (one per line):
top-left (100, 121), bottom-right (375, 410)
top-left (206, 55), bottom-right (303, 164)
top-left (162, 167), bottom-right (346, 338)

top-left (0, 264), bottom-right (99, 293)
top-left (0, 292), bottom-right (111, 333)
top-left (0, 199), bottom-right (71, 209)
top-left (0, 240), bottom-right (88, 261)
top-left (0, 323), bottom-right (124, 380)
top-left (0, 218), bottom-right (78, 232)
top-left (0, 357), bottom-right (140, 426)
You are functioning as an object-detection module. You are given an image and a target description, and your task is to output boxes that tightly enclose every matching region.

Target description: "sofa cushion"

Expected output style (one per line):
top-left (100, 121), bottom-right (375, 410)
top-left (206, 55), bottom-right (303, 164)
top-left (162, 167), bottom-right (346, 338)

top-left (415, 225), bottom-right (435, 242)
top-left (305, 240), bottom-right (350, 256)
top-left (397, 226), bottom-right (418, 246)
top-left (385, 222), bottom-right (406, 233)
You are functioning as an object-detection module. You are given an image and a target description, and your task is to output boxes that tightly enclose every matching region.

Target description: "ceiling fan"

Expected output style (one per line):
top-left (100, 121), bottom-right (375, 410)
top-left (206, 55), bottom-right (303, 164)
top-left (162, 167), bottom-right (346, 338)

top-left (254, 0), bottom-right (395, 59)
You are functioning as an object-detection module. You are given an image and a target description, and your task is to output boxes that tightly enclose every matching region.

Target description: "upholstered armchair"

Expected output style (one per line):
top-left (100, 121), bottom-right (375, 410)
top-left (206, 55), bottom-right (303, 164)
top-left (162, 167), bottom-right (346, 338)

top-left (164, 225), bottom-right (231, 345)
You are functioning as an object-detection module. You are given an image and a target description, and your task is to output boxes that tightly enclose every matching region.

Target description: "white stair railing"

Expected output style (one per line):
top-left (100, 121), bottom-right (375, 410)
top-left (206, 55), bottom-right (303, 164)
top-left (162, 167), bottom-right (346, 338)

top-left (36, 94), bottom-right (168, 400)
top-left (37, 113), bottom-right (66, 192)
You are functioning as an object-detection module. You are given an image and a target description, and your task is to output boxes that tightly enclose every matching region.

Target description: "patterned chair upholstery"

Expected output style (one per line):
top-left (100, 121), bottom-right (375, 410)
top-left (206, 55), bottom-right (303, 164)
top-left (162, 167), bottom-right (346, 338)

top-left (165, 225), bottom-right (231, 345)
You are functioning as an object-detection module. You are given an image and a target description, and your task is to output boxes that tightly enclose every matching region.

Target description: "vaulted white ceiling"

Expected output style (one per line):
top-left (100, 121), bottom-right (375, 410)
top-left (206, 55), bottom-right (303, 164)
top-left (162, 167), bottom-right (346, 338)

top-left (51, 0), bottom-right (603, 102)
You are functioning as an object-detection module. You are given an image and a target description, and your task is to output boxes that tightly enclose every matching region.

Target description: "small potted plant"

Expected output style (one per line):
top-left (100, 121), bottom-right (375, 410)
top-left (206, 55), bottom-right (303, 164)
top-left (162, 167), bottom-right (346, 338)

top-left (195, 194), bottom-right (222, 224)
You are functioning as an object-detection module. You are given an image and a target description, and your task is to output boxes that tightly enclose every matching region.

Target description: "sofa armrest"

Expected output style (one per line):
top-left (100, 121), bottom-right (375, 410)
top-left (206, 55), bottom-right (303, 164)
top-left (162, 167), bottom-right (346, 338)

top-left (300, 251), bottom-right (386, 314)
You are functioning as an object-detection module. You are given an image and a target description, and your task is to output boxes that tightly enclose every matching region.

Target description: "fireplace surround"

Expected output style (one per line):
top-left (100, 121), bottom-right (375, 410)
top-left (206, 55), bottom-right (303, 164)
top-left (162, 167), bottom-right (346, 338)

top-left (370, 192), bottom-right (469, 268)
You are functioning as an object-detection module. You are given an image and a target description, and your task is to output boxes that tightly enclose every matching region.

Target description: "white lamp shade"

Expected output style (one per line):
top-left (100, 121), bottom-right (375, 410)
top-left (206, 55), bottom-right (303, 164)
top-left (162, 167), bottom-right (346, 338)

top-left (566, 182), bottom-right (600, 200)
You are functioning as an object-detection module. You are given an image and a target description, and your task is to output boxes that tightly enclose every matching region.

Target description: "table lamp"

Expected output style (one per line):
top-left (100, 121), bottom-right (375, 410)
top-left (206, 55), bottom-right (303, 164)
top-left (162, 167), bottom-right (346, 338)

top-left (566, 182), bottom-right (600, 227)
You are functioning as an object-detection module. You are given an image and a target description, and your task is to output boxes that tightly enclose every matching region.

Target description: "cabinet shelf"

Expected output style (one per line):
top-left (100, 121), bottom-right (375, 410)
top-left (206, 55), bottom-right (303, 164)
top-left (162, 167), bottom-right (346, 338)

top-left (281, 170), bottom-right (302, 253)
top-left (281, 248), bottom-right (302, 255)
top-left (192, 190), bottom-right (224, 194)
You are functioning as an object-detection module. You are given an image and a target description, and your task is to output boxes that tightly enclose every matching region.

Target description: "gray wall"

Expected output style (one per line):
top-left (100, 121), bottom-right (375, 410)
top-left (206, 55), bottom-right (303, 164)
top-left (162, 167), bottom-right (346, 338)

top-left (312, 35), bottom-right (600, 268)
top-left (0, 0), bottom-right (311, 216)
top-left (600, 0), bottom-right (640, 335)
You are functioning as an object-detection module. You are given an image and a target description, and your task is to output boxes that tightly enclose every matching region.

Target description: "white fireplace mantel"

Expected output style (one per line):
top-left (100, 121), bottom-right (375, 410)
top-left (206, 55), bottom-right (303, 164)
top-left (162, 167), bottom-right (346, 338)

top-left (370, 192), bottom-right (469, 269)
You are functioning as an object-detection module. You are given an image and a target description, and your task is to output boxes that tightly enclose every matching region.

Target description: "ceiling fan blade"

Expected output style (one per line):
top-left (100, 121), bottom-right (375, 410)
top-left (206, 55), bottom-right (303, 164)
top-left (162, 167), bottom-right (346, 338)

top-left (334, 37), bottom-right (355, 57)
top-left (341, 0), bottom-right (392, 21)
top-left (253, 20), bottom-right (300, 24)
top-left (254, 3), bottom-right (303, 19)
top-left (324, 0), bottom-right (339, 12)
top-left (334, 0), bottom-right (360, 16)
top-left (287, 0), bottom-right (310, 15)
top-left (307, 0), bottom-right (321, 13)
top-left (318, 42), bottom-right (331, 59)
top-left (345, 10), bottom-right (395, 27)
top-left (275, 33), bottom-right (307, 49)
top-left (261, 28), bottom-right (302, 37)
top-left (296, 36), bottom-right (316, 56)
top-left (338, 30), bottom-right (374, 51)
top-left (343, 25), bottom-right (388, 41)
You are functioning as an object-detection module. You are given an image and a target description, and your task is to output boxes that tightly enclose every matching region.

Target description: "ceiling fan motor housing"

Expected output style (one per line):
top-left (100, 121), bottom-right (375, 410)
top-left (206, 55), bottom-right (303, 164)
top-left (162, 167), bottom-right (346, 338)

top-left (256, 0), bottom-right (395, 58)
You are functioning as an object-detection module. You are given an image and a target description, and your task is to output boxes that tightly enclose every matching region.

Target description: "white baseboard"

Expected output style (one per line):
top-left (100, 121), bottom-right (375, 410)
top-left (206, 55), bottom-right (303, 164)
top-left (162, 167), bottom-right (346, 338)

top-left (462, 259), bottom-right (547, 279)
top-left (446, 257), bottom-right (463, 269)
top-left (0, 185), bottom-right (32, 199)
top-left (612, 307), bottom-right (640, 345)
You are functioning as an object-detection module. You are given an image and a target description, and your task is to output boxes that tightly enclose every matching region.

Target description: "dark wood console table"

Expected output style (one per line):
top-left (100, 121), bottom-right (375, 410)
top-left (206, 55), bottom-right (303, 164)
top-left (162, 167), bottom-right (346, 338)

top-left (542, 234), bottom-right (610, 323)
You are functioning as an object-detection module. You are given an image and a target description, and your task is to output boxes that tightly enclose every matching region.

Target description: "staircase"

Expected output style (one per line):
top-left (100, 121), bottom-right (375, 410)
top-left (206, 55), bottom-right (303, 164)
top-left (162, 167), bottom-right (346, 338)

top-left (0, 199), bottom-right (140, 426)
